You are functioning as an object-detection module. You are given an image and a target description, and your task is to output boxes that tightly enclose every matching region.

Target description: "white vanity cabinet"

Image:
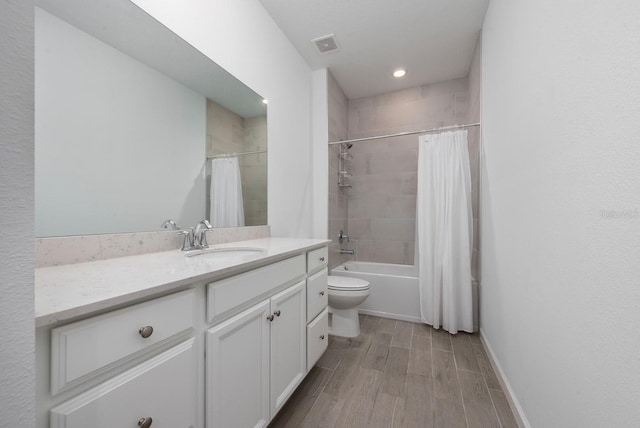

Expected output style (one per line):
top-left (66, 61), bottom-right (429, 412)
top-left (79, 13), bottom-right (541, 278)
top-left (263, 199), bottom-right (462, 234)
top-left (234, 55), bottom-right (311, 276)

top-left (305, 247), bottom-right (329, 370)
top-left (38, 289), bottom-right (199, 428)
top-left (205, 256), bottom-right (307, 428)
top-left (50, 339), bottom-right (197, 428)
top-left (36, 240), bottom-right (330, 428)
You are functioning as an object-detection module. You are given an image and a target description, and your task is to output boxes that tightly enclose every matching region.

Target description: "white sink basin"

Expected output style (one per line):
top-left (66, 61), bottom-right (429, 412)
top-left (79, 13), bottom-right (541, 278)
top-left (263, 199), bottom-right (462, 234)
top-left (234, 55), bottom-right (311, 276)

top-left (184, 247), bottom-right (266, 260)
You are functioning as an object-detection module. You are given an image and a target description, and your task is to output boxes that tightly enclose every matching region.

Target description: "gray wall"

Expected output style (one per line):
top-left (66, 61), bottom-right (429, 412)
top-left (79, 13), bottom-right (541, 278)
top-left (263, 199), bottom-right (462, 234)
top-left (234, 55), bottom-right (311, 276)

top-left (0, 0), bottom-right (35, 425)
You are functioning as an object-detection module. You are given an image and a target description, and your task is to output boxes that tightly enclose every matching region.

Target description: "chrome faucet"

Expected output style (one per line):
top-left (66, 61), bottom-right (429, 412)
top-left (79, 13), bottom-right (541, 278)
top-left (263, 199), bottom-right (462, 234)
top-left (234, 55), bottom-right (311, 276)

top-left (340, 249), bottom-right (355, 255)
top-left (194, 219), bottom-right (213, 248)
top-left (338, 229), bottom-right (349, 244)
top-left (178, 220), bottom-right (214, 251)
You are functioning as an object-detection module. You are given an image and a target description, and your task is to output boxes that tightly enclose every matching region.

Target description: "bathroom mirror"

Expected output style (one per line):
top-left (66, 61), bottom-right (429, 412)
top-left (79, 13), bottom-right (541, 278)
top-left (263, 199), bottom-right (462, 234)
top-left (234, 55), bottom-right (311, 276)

top-left (35, 0), bottom-right (267, 237)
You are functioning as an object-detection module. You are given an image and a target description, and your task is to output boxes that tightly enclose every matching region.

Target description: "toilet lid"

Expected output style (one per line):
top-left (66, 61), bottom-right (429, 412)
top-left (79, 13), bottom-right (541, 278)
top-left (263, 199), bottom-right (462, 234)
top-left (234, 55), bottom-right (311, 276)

top-left (328, 275), bottom-right (370, 291)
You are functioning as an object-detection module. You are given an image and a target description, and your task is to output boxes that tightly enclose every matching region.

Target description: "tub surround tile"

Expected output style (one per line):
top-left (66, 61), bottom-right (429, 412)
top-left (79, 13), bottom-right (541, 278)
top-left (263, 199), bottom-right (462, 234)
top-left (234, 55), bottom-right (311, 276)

top-left (36, 225), bottom-right (270, 268)
top-left (353, 240), bottom-right (405, 265)
top-left (371, 219), bottom-right (415, 242)
top-left (346, 78), bottom-right (478, 270)
top-left (327, 71), bottom-right (350, 271)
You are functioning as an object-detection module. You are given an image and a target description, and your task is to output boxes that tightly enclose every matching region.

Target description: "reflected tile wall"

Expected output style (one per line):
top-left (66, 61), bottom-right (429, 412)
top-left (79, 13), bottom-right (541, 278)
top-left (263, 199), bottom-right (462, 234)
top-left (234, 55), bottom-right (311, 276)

top-left (207, 100), bottom-right (267, 226)
top-left (327, 71), bottom-right (350, 269)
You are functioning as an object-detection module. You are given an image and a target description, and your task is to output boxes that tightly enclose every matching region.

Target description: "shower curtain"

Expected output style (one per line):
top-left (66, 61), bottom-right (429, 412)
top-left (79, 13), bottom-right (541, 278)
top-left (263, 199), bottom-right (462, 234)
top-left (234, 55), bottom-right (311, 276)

top-left (416, 130), bottom-right (473, 334)
top-left (210, 157), bottom-right (245, 228)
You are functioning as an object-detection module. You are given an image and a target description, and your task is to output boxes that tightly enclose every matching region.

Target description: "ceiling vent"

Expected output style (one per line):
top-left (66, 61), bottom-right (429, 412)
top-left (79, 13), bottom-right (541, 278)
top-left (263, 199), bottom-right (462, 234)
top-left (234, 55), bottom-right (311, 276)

top-left (311, 34), bottom-right (340, 54)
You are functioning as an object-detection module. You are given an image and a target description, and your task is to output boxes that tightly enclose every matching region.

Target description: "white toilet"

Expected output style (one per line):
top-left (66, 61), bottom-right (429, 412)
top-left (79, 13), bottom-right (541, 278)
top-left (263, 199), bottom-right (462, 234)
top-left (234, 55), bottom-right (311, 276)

top-left (327, 275), bottom-right (370, 337)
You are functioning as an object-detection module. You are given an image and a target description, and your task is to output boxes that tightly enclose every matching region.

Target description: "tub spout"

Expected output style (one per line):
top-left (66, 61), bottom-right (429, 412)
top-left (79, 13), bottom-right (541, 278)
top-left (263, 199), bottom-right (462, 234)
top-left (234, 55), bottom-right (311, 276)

top-left (340, 249), bottom-right (355, 255)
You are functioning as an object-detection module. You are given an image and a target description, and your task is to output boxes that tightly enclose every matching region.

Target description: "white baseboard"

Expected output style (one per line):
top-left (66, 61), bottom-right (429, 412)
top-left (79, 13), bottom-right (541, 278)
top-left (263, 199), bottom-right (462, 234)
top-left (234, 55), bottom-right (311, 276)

top-left (479, 329), bottom-right (532, 428)
top-left (357, 309), bottom-right (421, 323)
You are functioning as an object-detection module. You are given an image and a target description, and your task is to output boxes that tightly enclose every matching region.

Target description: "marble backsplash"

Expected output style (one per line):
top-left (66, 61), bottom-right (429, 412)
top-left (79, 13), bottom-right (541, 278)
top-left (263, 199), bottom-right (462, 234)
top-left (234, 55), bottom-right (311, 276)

top-left (36, 225), bottom-right (271, 268)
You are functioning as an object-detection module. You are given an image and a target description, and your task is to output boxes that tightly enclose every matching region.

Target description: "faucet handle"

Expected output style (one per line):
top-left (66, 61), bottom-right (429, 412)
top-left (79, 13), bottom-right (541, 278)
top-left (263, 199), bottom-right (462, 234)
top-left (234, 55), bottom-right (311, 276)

top-left (178, 228), bottom-right (194, 251)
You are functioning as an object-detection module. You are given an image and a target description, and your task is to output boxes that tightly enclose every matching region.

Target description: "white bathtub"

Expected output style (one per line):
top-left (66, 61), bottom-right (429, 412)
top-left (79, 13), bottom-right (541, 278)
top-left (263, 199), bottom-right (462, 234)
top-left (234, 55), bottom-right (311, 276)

top-left (331, 261), bottom-right (421, 322)
top-left (331, 261), bottom-right (479, 330)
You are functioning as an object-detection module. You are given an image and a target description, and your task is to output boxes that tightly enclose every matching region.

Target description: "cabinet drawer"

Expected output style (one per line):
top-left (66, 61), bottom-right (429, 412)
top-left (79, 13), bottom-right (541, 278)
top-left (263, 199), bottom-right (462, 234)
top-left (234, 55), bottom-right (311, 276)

top-left (307, 309), bottom-right (329, 370)
top-left (51, 289), bottom-right (195, 394)
top-left (307, 247), bottom-right (328, 273)
top-left (207, 255), bottom-right (305, 323)
top-left (50, 338), bottom-right (197, 428)
top-left (306, 268), bottom-right (328, 322)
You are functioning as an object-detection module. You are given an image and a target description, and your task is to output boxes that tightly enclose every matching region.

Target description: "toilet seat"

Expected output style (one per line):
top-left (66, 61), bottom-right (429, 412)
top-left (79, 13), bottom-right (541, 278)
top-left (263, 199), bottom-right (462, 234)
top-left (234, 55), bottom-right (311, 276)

top-left (328, 276), bottom-right (370, 291)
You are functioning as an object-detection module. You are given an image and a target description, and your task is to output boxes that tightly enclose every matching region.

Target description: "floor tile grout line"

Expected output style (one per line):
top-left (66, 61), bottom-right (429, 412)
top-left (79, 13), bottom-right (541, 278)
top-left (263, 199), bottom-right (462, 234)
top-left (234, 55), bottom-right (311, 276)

top-left (451, 333), bottom-right (470, 428)
top-left (430, 325), bottom-right (436, 427)
top-left (471, 335), bottom-right (504, 428)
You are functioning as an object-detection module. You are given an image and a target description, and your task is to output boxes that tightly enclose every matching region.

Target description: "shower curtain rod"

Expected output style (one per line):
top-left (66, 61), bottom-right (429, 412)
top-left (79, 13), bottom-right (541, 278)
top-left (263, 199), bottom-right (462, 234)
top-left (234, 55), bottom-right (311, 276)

top-left (328, 122), bottom-right (481, 145)
top-left (207, 149), bottom-right (267, 159)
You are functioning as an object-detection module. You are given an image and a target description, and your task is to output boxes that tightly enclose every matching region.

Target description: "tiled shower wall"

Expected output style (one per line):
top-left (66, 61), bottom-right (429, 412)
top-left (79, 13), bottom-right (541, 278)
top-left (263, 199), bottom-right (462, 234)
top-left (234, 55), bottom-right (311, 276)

top-left (327, 72), bottom-right (349, 270)
top-left (241, 116), bottom-right (268, 226)
top-left (206, 100), bottom-right (267, 226)
top-left (346, 77), bottom-right (479, 273)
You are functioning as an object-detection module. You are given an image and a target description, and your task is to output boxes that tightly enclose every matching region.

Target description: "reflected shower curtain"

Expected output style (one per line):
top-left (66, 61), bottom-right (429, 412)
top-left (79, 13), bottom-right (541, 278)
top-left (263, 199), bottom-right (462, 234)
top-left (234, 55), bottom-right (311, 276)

top-left (210, 157), bottom-right (245, 228)
top-left (416, 130), bottom-right (473, 334)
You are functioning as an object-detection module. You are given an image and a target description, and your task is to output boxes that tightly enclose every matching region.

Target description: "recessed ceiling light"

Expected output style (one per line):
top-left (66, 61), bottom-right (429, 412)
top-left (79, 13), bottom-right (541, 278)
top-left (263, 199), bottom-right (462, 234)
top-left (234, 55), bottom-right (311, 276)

top-left (393, 68), bottom-right (407, 78)
top-left (262, 99), bottom-right (269, 104)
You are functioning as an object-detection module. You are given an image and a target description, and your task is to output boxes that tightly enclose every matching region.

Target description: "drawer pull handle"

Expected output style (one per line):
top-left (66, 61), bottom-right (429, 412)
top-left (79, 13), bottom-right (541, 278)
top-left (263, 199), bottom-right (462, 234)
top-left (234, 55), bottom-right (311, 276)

top-left (320, 257), bottom-right (325, 262)
top-left (320, 335), bottom-right (325, 340)
top-left (138, 326), bottom-right (154, 339)
top-left (138, 417), bottom-right (153, 428)
top-left (319, 291), bottom-right (325, 296)
top-left (267, 314), bottom-right (275, 322)
top-left (274, 310), bottom-right (281, 317)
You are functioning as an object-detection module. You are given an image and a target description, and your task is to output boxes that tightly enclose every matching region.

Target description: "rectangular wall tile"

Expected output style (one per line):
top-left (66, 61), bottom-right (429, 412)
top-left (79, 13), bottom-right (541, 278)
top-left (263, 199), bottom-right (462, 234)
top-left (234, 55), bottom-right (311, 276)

top-left (345, 78), bottom-right (478, 269)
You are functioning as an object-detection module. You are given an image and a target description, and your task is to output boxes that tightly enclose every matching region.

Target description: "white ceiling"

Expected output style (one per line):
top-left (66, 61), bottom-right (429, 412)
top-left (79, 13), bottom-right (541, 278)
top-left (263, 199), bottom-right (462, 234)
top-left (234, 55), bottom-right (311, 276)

top-left (259, 0), bottom-right (490, 99)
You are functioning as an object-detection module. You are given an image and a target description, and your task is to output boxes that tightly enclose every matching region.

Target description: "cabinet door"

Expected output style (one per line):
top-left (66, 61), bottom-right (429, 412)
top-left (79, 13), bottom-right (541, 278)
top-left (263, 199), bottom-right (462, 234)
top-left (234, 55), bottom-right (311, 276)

top-left (270, 280), bottom-right (306, 415)
top-left (206, 300), bottom-right (271, 428)
top-left (50, 339), bottom-right (197, 428)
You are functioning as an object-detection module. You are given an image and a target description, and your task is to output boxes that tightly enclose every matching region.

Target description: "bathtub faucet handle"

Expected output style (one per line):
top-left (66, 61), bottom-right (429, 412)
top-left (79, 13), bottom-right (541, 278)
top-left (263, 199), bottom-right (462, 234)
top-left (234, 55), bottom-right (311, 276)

top-left (338, 230), bottom-right (349, 244)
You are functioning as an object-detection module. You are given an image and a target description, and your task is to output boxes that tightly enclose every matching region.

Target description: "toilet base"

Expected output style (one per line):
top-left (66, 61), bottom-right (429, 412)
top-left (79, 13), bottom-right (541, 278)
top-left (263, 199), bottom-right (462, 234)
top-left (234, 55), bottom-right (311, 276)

top-left (328, 307), bottom-right (360, 338)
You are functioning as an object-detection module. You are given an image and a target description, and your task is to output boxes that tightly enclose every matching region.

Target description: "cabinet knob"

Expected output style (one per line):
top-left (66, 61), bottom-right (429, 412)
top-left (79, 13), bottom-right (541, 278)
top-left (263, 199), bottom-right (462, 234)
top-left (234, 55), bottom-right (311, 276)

top-left (267, 314), bottom-right (275, 322)
top-left (319, 291), bottom-right (325, 296)
top-left (274, 310), bottom-right (281, 317)
top-left (319, 257), bottom-right (325, 262)
top-left (320, 335), bottom-right (325, 340)
top-left (138, 326), bottom-right (154, 339)
top-left (138, 417), bottom-right (153, 428)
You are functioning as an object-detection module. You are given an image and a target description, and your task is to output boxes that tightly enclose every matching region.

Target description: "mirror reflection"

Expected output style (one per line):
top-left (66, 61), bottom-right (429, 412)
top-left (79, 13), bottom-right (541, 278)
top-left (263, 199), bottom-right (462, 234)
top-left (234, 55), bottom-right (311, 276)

top-left (35, 0), bottom-right (267, 237)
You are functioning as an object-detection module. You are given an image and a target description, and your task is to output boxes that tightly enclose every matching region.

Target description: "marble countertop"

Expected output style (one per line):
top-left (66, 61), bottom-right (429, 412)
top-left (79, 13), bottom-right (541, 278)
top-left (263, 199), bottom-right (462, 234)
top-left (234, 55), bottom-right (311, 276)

top-left (35, 237), bottom-right (330, 328)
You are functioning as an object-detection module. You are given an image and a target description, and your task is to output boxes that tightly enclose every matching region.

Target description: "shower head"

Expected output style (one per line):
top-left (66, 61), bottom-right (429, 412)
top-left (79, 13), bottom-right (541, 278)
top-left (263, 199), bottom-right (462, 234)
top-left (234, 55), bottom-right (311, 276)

top-left (346, 143), bottom-right (353, 149)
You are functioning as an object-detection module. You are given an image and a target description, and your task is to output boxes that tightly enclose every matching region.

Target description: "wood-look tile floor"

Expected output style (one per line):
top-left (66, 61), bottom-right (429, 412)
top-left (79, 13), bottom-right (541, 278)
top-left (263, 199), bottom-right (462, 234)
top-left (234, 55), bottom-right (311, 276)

top-left (269, 315), bottom-right (518, 428)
